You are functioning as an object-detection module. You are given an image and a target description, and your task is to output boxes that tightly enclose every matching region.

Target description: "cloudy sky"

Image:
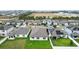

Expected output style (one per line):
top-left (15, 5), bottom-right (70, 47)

top-left (0, 0), bottom-right (79, 10)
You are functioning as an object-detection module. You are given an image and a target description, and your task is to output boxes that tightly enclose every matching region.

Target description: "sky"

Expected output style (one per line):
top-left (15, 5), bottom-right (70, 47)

top-left (0, 0), bottom-right (79, 10)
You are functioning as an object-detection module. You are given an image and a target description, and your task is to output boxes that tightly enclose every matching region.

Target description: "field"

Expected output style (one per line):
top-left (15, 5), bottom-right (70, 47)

top-left (29, 12), bottom-right (59, 18)
top-left (28, 12), bottom-right (73, 18)
top-left (51, 38), bottom-right (77, 46)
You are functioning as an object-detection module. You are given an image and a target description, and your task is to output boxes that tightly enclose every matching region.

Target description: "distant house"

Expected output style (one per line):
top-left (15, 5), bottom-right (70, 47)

top-left (8, 27), bottom-right (30, 39)
top-left (30, 27), bottom-right (48, 40)
top-left (5, 20), bottom-right (24, 27)
top-left (26, 20), bottom-right (41, 26)
top-left (47, 20), bottom-right (53, 26)
top-left (0, 25), bottom-right (14, 36)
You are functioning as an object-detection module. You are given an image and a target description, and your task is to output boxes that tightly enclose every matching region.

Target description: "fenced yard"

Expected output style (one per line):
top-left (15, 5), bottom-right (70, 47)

top-left (0, 37), bottom-right (52, 49)
top-left (0, 38), bottom-right (26, 49)
top-left (0, 36), bottom-right (4, 40)
top-left (51, 38), bottom-right (77, 47)
top-left (25, 40), bottom-right (52, 49)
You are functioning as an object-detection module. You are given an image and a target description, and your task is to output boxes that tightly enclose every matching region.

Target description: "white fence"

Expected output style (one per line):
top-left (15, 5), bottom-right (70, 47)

top-left (0, 37), bottom-right (8, 45)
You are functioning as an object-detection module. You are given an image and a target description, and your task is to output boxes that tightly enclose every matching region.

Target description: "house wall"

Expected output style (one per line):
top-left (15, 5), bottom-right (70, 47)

top-left (15, 34), bottom-right (28, 38)
top-left (0, 30), bottom-right (6, 36)
top-left (30, 37), bottom-right (48, 40)
top-left (73, 31), bottom-right (79, 34)
top-left (0, 27), bottom-right (14, 36)
top-left (8, 36), bottom-right (15, 40)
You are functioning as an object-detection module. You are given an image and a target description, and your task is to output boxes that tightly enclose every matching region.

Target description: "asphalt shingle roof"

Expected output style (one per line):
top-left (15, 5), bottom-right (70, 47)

top-left (30, 27), bottom-right (48, 37)
top-left (15, 27), bottom-right (30, 35)
top-left (0, 25), bottom-right (13, 30)
top-left (8, 27), bottom-right (30, 36)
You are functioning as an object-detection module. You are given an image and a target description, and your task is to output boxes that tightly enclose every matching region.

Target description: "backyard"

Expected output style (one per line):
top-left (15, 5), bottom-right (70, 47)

top-left (0, 38), bottom-right (26, 49)
top-left (51, 38), bottom-right (77, 46)
top-left (75, 39), bottom-right (79, 43)
top-left (0, 36), bottom-right (4, 40)
top-left (25, 40), bottom-right (52, 49)
top-left (0, 37), bottom-right (52, 49)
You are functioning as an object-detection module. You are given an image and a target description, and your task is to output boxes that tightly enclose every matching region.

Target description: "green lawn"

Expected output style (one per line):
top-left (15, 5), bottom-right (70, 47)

top-left (0, 37), bottom-right (52, 49)
top-left (0, 38), bottom-right (26, 49)
top-left (25, 40), bottom-right (52, 49)
top-left (51, 38), bottom-right (77, 46)
top-left (0, 36), bottom-right (4, 40)
top-left (75, 39), bottom-right (79, 43)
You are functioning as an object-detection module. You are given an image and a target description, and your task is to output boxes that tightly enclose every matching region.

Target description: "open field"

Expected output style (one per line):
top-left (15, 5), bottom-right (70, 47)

top-left (51, 38), bottom-right (77, 46)
top-left (29, 12), bottom-right (59, 17)
top-left (28, 12), bottom-right (76, 18)
top-left (25, 40), bottom-right (52, 49)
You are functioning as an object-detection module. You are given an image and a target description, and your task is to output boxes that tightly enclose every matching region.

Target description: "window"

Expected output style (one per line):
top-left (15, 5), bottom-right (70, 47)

top-left (43, 37), bottom-right (46, 39)
top-left (37, 37), bottom-right (39, 39)
top-left (3, 30), bottom-right (5, 32)
top-left (2, 34), bottom-right (5, 36)
top-left (32, 37), bottom-right (34, 39)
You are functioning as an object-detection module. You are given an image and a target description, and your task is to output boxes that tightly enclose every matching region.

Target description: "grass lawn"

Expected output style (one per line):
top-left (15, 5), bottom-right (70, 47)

top-left (0, 36), bottom-right (52, 49)
top-left (0, 38), bottom-right (26, 49)
top-left (51, 38), bottom-right (77, 46)
top-left (0, 36), bottom-right (4, 40)
top-left (25, 40), bottom-right (52, 49)
top-left (75, 39), bottom-right (79, 43)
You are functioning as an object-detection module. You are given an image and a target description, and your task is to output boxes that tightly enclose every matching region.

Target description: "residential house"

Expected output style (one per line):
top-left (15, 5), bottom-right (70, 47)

top-left (50, 27), bottom-right (67, 39)
top-left (30, 27), bottom-right (48, 40)
top-left (71, 26), bottom-right (79, 39)
top-left (8, 27), bottom-right (30, 39)
top-left (0, 25), bottom-right (14, 36)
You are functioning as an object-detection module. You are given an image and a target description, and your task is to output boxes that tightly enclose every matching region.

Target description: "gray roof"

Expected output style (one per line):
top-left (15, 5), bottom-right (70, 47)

top-left (51, 27), bottom-right (67, 37)
top-left (15, 27), bottom-right (30, 35)
top-left (30, 27), bottom-right (48, 37)
top-left (8, 27), bottom-right (30, 36)
top-left (0, 25), bottom-right (13, 30)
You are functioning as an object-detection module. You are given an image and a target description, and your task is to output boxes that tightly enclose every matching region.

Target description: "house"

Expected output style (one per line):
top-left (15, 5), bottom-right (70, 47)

top-left (25, 20), bottom-right (41, 26)
top-left (71, 32), bottom-right (79, 39)
top-left (30, 27), bottom-right (48, 40)
top-left (4, 20), bottom-right (24, 27)
top-left (52, 20), bottom-right (59, 25)
top-left (51, 27), bottom-right (67, 39)
top-left (72, 26), bottom-right (79, 34)
top-left (71, 26), bottom-right (79, 39)
top-left (8, 27), bottom-right (30, 39)
top-left (0, 25), bottom-right (14, 36)
top-left (47, 20), bottom-right (53, 26)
